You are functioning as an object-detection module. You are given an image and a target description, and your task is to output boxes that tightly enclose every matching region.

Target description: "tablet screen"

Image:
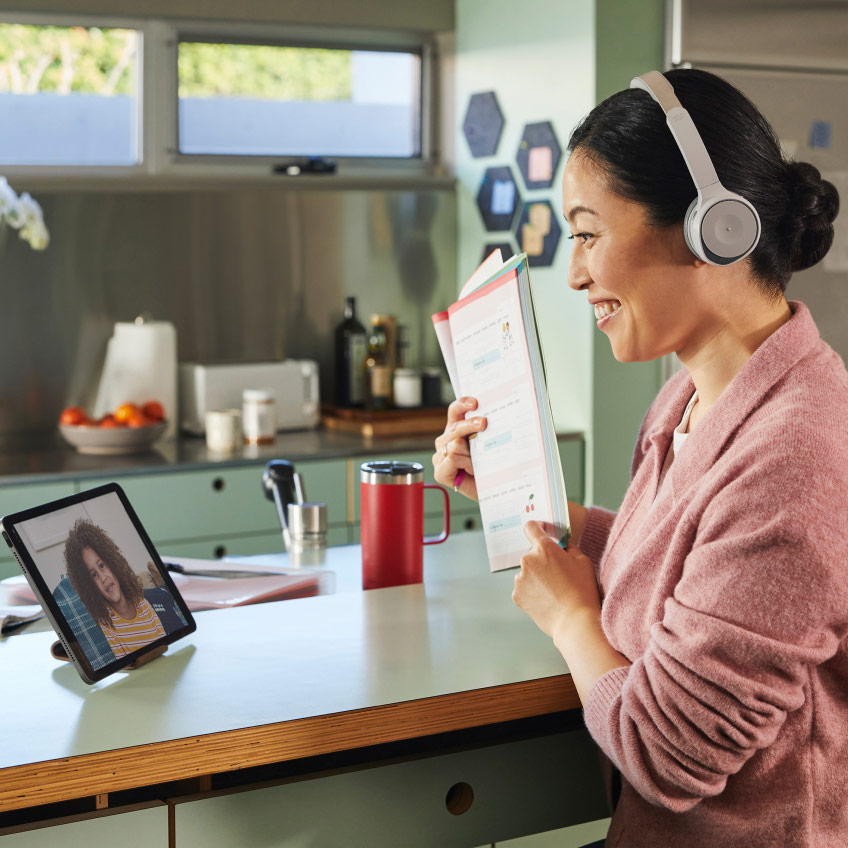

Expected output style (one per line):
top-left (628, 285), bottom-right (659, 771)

top-left (2, 484), bottom-right (195, 681)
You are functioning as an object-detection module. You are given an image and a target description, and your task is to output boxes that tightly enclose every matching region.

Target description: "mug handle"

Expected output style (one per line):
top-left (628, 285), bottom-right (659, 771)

top-left (423, 484), bottom-right (450, 545)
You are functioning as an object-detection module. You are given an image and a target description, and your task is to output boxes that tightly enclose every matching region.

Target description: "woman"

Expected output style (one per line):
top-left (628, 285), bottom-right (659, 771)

top-left (65, 518), bottom-right (165, 658)
top-left (434, 68), bottom-right (845, 847)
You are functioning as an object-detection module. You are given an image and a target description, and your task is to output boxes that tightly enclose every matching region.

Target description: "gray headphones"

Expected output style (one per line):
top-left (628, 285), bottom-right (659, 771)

top-left (630, 71), bottom-right (761, 266)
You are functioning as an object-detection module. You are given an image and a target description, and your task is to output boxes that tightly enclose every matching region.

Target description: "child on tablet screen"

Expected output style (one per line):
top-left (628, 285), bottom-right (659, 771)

top-left (64, 519), bottom-right (165, 658)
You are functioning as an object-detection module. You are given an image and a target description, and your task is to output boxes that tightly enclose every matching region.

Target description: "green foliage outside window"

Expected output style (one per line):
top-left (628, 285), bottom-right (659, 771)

top-left (0, 25), bottom-right (353, 101)
top-left (0, 24), bottom-right (137, 95)
top-left (178, 43), bottom-right (352, 101)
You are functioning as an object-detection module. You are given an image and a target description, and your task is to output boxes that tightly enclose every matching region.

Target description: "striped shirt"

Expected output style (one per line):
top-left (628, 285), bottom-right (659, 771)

top-left (101, 598), bottom-right (165, 658)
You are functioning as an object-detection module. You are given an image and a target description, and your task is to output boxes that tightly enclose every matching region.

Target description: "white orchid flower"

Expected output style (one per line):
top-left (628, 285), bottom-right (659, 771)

top-left (16, 192), bottom-right (44, 229)
top-left (0, 177), bottom-right (23, 228)
top-left (1, 176), bottom-right (49, 249)
top-left (21, 219), bottom-right (50, 250)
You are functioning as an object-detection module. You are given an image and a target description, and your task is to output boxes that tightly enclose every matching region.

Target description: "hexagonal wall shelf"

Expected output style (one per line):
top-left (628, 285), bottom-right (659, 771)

top-left (462, 91), bottom-right (504, 158)
top-left (476, 166), bottom-right (521, 232)
top-left (516, 121), bottom-right (562, 190)
top-left (515, 200), bottom-right (561, 267)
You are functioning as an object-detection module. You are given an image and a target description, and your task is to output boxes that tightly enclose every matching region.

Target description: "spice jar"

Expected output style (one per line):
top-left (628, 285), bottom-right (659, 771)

top-left (242, 389), bottom-right (277, 445)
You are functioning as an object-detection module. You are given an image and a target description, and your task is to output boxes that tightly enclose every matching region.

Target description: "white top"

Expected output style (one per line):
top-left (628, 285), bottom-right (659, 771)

top-left (655, 391), bottom-right (698, 500)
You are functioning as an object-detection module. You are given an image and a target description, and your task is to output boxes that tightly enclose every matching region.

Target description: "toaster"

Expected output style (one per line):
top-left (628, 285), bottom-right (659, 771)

top-left (179, 360), bottom-right (320, 435)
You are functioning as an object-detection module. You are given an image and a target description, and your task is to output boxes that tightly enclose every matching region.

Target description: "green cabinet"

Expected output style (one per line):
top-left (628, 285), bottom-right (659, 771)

top-left (83, 458), bottom-right (349, 561)
top-left (0, 481), bottom-right (77, 580)
top-left (0, 804), bottom-right (168, 846)
top-left (0, 437), bottom-right (583, 570)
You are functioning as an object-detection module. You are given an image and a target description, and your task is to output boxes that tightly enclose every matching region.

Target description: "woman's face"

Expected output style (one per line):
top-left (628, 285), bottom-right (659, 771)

top-left (562, 151), bottom-right (701, 363)
top-left (81, 546), bottom-right (123, 606)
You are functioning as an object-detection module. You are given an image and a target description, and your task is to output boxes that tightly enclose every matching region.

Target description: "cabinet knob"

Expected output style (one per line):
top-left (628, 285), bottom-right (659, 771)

top-left (212, 477), bottom-right (225, 492)
top-left (214, 545), bottom-right (227, 559)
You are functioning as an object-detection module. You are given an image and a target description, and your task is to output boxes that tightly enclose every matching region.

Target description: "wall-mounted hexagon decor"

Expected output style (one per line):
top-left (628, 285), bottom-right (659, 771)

top-left (476, 166), bottom-right (521, 232)
top-left (515, 200), bottom-right (561, 267)
top-left (480, 241), bottom-right (516, 266)
top-left (516, 121), bottom-right (562, 190)
top-left (462, 91), bottom-right (504, 158)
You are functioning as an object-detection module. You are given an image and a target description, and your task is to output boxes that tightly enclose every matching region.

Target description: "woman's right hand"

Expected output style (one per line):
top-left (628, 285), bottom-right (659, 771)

top-left (433, 397), bottom-right (487, 501)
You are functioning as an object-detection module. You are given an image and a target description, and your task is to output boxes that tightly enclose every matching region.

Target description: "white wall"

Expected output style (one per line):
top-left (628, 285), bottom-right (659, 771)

top-left (454, 0), bottom-right (595, 435)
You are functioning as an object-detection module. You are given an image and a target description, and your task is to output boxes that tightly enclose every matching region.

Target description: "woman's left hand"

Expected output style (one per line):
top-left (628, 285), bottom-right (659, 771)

top-left (512, 520), bottom-right (602, 640)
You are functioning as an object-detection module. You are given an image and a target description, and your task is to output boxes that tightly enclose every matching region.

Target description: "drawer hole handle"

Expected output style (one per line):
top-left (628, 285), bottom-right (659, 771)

top-left (214, 545), bottom-right (227, 559)
top-left (463, 517), bottom-right (477, 531)
top-left (212, 478), bottom-right (226, 492)
top-left (445, 782), bottom-right (474, 816)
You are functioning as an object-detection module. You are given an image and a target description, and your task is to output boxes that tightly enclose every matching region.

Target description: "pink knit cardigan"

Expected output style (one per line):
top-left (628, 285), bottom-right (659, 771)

top-left (578, 302), bottom-right (848, 847)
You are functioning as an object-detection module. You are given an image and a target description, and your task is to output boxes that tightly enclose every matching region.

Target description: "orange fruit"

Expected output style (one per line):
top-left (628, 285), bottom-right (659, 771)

top-left (126, 412), bottom-right (152, 428)
top-left (59, 406), bottom-right (87, 426)
top-left (98, 414), bottom-right (122, 428)
top-left (114, 403), bottom-right (141, 424)
top-left (142, 400), bottom-right (165, 422)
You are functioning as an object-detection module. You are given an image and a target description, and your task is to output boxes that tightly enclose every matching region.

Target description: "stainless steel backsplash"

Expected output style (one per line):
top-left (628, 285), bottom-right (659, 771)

top-left (0, 186), bottom-right (457, 447)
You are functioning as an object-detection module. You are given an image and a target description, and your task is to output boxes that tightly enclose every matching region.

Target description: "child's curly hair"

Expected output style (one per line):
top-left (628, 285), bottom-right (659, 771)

top-left (64, 519), bottom-right (143, 626)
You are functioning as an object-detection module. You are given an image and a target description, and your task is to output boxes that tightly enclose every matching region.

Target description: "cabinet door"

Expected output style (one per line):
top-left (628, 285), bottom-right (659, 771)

top-left (83, 460), bottom-right (347, 547)
top-left (0, 804), bottom-right (168, 847)
top-left (0, 481), bottom-right (77, 580)
top-left (172, 729), bottom-right (606, 848)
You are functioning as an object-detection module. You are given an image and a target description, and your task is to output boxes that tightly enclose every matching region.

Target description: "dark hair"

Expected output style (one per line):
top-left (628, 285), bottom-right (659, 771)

top-left (64, 519), bottom-right (143, 626)
top-left (568, 68), bottom-right (840, 295)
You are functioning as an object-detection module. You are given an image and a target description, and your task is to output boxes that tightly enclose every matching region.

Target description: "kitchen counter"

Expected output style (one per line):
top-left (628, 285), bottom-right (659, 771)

top-left (0, 428), bottom-right (584, 486)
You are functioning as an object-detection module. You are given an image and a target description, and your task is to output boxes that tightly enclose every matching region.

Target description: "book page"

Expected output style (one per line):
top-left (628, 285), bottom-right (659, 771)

top-left (448, 268), bottom-right (557, 571)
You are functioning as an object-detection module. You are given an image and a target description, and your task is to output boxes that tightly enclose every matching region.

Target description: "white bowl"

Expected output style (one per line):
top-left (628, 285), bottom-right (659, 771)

top-left (59, 421), bottom-right (167, 455)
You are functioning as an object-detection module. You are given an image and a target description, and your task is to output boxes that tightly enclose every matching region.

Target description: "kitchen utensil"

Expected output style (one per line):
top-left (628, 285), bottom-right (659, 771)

top-left (360, 460), bottom-right (450, 590)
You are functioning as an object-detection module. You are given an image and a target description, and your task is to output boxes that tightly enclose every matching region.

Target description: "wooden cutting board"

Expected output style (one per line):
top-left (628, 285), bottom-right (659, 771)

top-left (321, 406), bottom-right (448, 438)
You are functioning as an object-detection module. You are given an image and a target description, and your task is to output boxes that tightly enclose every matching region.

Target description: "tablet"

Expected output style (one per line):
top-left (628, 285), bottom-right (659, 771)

top-left (1, 482), bottom-right (196, 684)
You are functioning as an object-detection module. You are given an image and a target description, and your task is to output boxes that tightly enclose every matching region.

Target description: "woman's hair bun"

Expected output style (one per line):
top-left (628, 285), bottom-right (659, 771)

top-left (784, 161), bottom-right (840, 273)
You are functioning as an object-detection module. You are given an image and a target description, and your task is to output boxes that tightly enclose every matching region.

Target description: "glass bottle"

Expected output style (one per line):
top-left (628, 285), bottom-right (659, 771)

top-left (333, 296), bottom-right (367, 408)
top-left (365, 322), bottom-right (392, 411)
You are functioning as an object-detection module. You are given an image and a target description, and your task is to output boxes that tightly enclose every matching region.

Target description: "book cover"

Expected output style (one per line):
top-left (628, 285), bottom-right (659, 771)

top-left (432, 251), bottom-right (570, 571)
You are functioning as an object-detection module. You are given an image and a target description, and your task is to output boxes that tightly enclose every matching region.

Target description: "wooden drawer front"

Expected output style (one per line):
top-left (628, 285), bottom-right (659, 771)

top-left (0, 804), bottom-right (168, 846)
top-left (0, 481), bottom-right (78, 580)
top-left (352, 450), bottom-right (478, 525)
top-left (172, 730), bottom-right (607, 848)
top-left (158, 526), bottom-right (350, 561)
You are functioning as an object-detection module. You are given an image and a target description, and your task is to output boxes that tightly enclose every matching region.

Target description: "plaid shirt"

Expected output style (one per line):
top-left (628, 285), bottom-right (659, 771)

top-left (52, 576), bottom-right (115, 671)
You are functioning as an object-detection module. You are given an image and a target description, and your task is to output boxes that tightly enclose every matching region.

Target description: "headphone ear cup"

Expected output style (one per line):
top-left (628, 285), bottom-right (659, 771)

top-left (683, 194), bottom-right (761, 266)
top-left (683, 198), bottom-right (707, 262)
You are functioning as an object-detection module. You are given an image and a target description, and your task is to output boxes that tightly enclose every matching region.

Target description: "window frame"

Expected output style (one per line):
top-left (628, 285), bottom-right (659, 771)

top-left (0, 11), bottom-right (149, 179)
top-left (0, 13), bottom-right (441, 184)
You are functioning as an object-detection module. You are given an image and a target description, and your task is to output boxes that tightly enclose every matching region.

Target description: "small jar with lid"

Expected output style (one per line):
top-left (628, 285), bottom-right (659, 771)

top-left (242, 389), bottom-right (277, 445)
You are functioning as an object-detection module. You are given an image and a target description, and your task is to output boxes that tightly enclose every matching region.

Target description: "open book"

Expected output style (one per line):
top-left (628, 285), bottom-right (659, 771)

top-left (432, 250), bottom-right (570, 571)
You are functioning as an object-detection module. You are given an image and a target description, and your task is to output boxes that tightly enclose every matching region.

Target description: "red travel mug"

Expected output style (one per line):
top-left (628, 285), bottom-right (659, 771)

top-left (360, 461), bottom-right (450, 590)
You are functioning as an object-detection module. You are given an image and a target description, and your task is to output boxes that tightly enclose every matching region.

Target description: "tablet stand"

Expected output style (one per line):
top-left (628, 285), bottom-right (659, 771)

top-left (50, 640), bottom-right (167, 670)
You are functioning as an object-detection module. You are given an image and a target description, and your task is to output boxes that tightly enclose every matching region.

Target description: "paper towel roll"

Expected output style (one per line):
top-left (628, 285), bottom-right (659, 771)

top-left (94, 319), bottom-right (178, 439)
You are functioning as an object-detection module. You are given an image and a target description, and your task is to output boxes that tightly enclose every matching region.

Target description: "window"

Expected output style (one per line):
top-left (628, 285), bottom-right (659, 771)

top-left (176, 40), bottom-right (422, 159)
top-left (0, 17), bottom-right (437, 179)
top-left (0, 21), bottom-right (141, 166)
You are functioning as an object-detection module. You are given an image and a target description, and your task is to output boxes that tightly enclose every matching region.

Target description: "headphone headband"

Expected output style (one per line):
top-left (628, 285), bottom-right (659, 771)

top-left (628, 71), bottom-right (761, 266)
top-left (630, 71), bottom-right (720, 195)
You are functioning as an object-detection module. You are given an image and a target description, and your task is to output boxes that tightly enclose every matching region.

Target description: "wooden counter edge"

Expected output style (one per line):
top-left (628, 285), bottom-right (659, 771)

top-left (0, 674), bottom-right (579, 813)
